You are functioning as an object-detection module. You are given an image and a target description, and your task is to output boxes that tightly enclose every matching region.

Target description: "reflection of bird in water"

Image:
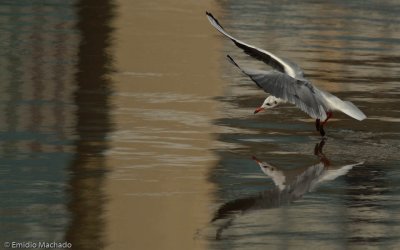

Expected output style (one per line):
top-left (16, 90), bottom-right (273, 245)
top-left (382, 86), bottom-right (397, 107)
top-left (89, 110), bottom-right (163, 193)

top-left (206, 12), bottom-right (366, 136)
top-left (211, 139), bottom-right (363, 240)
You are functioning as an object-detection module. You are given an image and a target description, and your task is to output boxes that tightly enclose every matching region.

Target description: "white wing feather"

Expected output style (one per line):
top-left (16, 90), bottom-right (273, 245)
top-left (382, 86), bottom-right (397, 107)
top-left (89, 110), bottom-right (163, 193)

top-left (206, 11), bottom-right (303, 79)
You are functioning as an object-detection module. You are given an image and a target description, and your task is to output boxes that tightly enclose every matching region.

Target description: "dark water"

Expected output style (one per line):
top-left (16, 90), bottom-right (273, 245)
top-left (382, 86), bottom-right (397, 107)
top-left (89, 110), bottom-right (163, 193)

top-left (208, 0), bottom-right (400, 249)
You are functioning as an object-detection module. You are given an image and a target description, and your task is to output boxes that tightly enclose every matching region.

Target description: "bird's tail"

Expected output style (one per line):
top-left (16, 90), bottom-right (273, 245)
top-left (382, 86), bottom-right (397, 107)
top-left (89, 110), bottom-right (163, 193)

top-left (321, 91), bottom-right (367, 121)
top-left (342, 101), bottom-right (367, 121)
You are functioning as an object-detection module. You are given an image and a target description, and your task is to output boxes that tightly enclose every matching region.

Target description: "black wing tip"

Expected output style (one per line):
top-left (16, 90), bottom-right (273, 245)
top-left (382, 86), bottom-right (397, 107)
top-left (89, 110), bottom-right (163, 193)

top-left (226, 55), bottom-right (239, 68)
top-left (227, 55), bottom-right (263, 89)
top-left (205, 11), bottom-right (213, 18)
top-left (205, 11), bottom-right (224, 29)
top-left (205, 11), bottom-right (214, 21)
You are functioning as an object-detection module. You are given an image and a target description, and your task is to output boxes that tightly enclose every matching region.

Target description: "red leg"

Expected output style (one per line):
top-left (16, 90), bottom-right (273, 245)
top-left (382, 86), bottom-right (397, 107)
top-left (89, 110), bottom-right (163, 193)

top-left (321, 111), bottom-right (333, 126)
top-left (314, 138), bottom-right (330, 165)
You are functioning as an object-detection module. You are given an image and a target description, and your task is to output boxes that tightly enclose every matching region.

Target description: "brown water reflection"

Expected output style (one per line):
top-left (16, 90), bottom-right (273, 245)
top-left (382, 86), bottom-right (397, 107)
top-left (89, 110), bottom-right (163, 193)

top-left (0, 0), bottom-right (223, 249)
top-left (103, 0), bottom-right (223, 249)
top-left (65, 0), bottom-right (115, 249)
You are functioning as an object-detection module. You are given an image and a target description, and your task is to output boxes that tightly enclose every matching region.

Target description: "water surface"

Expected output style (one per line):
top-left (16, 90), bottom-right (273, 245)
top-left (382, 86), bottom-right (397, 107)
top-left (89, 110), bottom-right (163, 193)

top-left (0, 0), bottom-right (400, 250)
top-left (208, 1), bottom-right (400, 249)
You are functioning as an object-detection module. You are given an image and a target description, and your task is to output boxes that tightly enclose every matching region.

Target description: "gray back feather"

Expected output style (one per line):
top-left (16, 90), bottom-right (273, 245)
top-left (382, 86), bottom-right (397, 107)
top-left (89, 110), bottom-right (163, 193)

top-left (244, 68), bottom-right (328, 120)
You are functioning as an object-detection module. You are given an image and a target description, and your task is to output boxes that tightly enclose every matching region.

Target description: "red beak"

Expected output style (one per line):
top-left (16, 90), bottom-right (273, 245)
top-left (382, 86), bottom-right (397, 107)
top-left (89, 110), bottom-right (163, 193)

top-left (252, 156), bottom-right (262, 164)
top-left (254, 107), bottom-right (265, 114)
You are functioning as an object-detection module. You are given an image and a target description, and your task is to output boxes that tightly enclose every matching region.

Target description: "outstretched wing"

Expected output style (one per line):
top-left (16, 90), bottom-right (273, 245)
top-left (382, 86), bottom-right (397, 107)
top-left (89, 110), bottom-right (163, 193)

top-left (319, 162), bottom-right (364, 183)
top-left (228, 55), bottom-right (327, 120)
top-left (206, 11), bottom-right (304, 79)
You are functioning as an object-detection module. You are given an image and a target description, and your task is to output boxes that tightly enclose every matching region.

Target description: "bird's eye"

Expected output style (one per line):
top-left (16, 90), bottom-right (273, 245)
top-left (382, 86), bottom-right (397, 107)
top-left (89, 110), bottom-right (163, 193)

top-left (263, 166), bottom-right (267, 168)
top-left (266, 103), bottom-right (271, 106)
top-left (274, 101), bottom-right (277, 104)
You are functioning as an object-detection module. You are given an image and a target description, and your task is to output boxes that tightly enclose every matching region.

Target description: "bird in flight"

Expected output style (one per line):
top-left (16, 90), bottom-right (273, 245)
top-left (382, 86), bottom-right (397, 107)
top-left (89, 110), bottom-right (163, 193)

top-left (206, 12), bottom-right (366, 136)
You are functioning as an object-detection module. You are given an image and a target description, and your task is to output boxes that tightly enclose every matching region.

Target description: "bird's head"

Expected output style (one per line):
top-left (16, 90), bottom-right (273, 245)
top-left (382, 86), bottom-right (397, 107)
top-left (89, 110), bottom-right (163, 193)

top-left (254, 96), bottom-right (280, 114)
top-left (252, 156), bottom-right (286, 190)
top-left (252, 156), bottom-right (279, 176)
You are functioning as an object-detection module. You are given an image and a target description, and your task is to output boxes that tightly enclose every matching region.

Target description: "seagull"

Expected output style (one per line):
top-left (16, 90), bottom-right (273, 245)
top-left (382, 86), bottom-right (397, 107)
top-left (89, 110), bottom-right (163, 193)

top-left (252, 139), bottom-right (363, 192)
top-left (206, 12), bottom-right (367, 136)
top-left (211, 139), bottom-right (363, 239)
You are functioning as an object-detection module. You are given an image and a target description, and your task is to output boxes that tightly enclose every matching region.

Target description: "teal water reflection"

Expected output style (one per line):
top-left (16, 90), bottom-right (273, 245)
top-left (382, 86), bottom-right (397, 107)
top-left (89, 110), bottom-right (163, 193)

top-left (0, 0), bottom-right (114, 249)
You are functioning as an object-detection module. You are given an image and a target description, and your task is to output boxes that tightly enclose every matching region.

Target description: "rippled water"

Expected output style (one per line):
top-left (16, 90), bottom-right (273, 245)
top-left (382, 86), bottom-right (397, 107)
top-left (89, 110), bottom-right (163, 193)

top-left (208, 0), bottom-right (400, 249)
top-left (0, 0), bottom-right (399, 249)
